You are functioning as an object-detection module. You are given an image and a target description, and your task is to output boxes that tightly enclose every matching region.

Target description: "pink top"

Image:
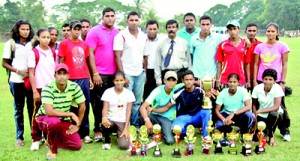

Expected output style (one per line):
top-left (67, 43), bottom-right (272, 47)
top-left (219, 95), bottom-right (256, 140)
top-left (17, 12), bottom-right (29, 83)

top-left (254, 41), bottom-right (289, 81)
top-left (85, 23), bottom-right (119, 75)
top-left (28, 45), bottom-right (55, 89)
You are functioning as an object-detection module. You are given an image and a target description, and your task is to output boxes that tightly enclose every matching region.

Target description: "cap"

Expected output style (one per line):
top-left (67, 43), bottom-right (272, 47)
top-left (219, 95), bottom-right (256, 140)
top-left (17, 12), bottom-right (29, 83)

top-left (55, 63), bottom-right (69, 73)
top-left (164, 71), bottom-right (177, 80)
top-left (226, 19), bottom-right (240, 28)
top-left (69, 20), bottom-right (82, 29)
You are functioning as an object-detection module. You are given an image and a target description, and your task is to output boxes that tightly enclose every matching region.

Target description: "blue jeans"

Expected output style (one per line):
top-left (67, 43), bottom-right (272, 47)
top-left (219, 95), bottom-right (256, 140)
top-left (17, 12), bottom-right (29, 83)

top-left (215, 111), bottom-right (255, 134)
top-left (71, 79), bottom-right (90, 138)
top-left (172, 109), bottom-right (211, 137)
top-left (140, 114), bottom-right (174, 145)
top-left (9, 82), bottom-right (34, 140)
top-left (126, 72), bottom-right (146, 127)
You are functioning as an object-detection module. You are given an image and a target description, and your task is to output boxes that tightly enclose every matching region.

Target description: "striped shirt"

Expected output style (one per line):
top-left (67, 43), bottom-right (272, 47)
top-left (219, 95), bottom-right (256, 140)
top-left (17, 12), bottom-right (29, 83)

top-left (36, 80), bottom-right (86, 120)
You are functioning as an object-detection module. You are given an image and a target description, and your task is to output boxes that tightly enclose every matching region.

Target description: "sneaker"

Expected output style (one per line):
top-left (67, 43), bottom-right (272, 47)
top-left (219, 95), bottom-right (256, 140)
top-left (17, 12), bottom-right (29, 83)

top-left (30, 141), bottom-right (40, 151)
top-left (102, 143), bottom-right (111, 150)
top-left (83, 136), bottom-right (93, 144)
top-left (94, 132), bottom-right (103, 142)
top-left (112, 132), bottom-right (117, 136)
top-left (283, 134), bottom-right (291, 142)
top-left (15, 140), bottom-right (24, 147)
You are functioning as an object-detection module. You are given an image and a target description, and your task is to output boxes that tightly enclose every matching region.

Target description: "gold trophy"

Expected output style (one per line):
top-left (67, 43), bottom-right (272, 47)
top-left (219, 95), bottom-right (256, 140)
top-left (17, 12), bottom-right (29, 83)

top-left (184, 125), bottom-right (196, 156)
top-left (242, 133), bottom-right (253, 156)
top-left (227, 127), bottom-right (239, 155)
top-left (153, 124), bottom-right (162, 157)
top-left (255, 121), bottom-right (266, 154)
top-left (202, 74), bottom-right (214, 109)
top-left (172, 125), bottom-right (182, 158)
top-left (212, 130), bottom-right (224, 154)
top-left (139, 125), bottom-right (149, 156)
top-left (202, 120), bottom-right (213, 154)
top-left (129, 125), bottom-right (137, 156)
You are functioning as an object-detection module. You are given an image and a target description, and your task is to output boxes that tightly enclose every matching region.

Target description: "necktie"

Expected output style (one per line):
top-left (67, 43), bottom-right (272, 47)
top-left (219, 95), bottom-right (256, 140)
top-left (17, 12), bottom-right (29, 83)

top-left (164, 40), bottom-right (174, 68)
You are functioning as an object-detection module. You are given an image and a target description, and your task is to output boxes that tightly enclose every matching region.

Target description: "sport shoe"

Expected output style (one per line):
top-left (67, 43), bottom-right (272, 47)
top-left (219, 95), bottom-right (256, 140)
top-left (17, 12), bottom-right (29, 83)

top-left (15, 140), bottom-right (24, 147)
top-left (102, 143), bottom-right (111, 150)
top-left (83, 136), bottom-right (93, 144)
top-left (94, 132), bottom-right (103, 142)
top-left (283, 134), bottom-right (291, 142)
top-left (30, 141), bottom-right (40, 151)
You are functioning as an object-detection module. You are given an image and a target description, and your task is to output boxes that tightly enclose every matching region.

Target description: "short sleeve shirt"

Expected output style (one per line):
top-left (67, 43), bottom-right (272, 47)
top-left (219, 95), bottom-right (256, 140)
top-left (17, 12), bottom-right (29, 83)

top-left (101, 87), bottom-right (136, 122)
top-left (36, 80), bottom-right (86, 121)
top-left (216, 86), bottom-right (250, 114)
top-left (252, 83), bottom-right (284, 118)
top-left (254, 41), bottom-right (289, 81)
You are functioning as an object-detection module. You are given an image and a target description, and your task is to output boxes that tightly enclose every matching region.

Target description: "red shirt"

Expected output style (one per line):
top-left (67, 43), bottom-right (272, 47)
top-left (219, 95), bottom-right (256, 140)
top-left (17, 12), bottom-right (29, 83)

top-left (215, 38), bottom-right (251, 85)
top-left (58, 38), bottom-right (89, 79)
top-left (247, 39), bottom-right (261, 79)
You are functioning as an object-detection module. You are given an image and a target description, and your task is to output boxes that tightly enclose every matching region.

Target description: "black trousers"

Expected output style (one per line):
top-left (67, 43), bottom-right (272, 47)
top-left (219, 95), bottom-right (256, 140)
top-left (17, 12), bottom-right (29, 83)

top-left (143, 69), bottom-right (156, 100)
top-left (256, 112), bottom-right (279, 138)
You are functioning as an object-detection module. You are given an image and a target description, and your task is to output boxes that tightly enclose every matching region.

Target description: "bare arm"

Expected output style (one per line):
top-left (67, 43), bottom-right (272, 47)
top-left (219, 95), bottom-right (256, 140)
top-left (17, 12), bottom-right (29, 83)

top-left (140, 101), bottom-right (151, 119)
top-left (143, 56), bottom-right (148, 72)
top-left (216, 62), bottom-right (222, 90)
top-left (77, 102), bottom-right (86, 126)
top-left (245, 63), bottom-right (251, 88)
top-left (152, 102), bottom-right (173, 113)
top-left (59, 56), bottom-right (64, 63)
top-left (215, 104), bottom-right (225, 121)
top-left (102, 101), bottom-right (111, 128)
top-left (29, 68), bottom-right (40, 102)
top-left (280, 52), bottom-right (289, 88)
top-left (114, 50), bottom-right (124, 72)
top-left (253, 54), bottom-right (260, 86)
top-left (2, 58), bottom-right (28, 77)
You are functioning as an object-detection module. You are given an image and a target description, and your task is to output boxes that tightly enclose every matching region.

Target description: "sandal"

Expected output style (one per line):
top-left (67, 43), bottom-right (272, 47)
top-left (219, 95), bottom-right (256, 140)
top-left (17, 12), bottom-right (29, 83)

top-left (46, 151), bottom-right (57, 160)
top-left (269, 137), bottom-right (276, 146)
top-left (15, 140), bottom-right (24, 147)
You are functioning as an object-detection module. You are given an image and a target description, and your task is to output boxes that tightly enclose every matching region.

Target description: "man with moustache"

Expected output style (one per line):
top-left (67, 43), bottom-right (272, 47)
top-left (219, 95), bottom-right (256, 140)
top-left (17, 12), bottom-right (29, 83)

top-left (114, 11), bottom-right (147, 128)
top-left (86, 7), bottom-right (119, 142)
top-left (155, 19), bottom-right (191, 85)
top-left (143, 20), bottom-right (161, 100)
top-left (80, 19), bottom-right (91, 41)
top-left (61, 23), bottom-right (70, 39)
top-left (177, 12), bottom-right (200, 44)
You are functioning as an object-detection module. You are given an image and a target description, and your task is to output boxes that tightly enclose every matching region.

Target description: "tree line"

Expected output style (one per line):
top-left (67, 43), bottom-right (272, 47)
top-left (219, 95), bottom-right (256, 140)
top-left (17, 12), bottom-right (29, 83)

top-left (0, 0), bottom-right (299, 33)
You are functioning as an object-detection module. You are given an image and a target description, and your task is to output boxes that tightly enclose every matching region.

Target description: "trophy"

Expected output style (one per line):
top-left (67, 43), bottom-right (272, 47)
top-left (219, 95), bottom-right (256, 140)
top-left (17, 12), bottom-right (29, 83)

top-left (139, 125), bottom-right (149, 156)
top-left (255, 121), bottom-right (267, 154)
top-left (184, 125), bottom-right (196, 156)
top-left (242, 133), bottom-right (253, 156)
top-left (171, 125), bottom-right (182, 158)
top-left (202, 120), bottom-right (214, 154)
top-left (129, 125), bottom-right (137, 156)
top-left (227, 127), bottom-right (239, 155)
top-left (153, 124), bottom-right (162, 157)
top-left (212, 130), bottom-right (224, 154)
top-left (202, 74), bottom-right (214, 109)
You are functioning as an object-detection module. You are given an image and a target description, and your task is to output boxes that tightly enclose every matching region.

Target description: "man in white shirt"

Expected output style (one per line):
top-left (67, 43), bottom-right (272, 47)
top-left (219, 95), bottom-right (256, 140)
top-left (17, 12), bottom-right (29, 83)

top-left (114, 11), bottom-right (147, 128)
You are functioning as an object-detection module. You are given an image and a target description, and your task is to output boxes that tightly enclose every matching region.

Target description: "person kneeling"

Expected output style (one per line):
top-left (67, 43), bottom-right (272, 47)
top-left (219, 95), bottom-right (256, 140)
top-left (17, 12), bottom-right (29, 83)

top-left (35, 64), bottom-right (85, 160)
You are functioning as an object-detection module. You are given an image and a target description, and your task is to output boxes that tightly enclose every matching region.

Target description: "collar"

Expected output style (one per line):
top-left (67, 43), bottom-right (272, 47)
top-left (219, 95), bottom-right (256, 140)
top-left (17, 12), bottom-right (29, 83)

top-left (51, 80), bottom-right (71, 93)
top-left (100, 23), bottom-right (116, 31)
top-left (15, 39), bottom-right (30, 46)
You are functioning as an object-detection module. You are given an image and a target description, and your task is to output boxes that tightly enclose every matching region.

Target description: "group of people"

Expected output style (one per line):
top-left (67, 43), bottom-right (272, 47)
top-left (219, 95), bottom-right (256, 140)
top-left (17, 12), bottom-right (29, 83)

top-left (1, 6), bottom-right (291, 160)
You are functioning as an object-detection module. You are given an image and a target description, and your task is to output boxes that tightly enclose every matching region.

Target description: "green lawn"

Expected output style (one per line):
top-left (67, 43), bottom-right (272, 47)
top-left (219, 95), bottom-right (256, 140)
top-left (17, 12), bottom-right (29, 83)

top-left (0, 38), bottom-right (299, 161)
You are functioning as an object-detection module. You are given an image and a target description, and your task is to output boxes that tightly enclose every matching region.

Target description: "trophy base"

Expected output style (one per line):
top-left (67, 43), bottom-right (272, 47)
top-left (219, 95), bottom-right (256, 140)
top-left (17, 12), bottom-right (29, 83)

top-left (171, 148), bottom-right (181, 158)
top-left (241, 146), bottom-right (252, 156)
top-left (255, 145), bottom-right (265, 154)
top-left (228, 147), bottom-right (238, 155)
top-left (214, 146), bottom-right (224, 154)
top-left (153, 148), bottom-right (162, 157)
top-left (184, 149), bottom-right (194, 156)
top-left (130, 151), bottom-right (137, 156)
top-left (202, 148), bottom-right (210, 155)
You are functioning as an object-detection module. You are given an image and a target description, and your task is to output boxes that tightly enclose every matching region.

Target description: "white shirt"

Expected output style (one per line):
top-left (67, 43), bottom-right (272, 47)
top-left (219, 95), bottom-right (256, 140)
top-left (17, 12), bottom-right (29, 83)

top-left (101, 87), bottom-right (136, 122)
top-left (113, 27), bottom-right (147, 76)
top-left (252, 83), bottom-right (284, 118)
top-left (155, 36), bottom-right (191, 84)
top-left (144, 35), bottom-right (162, 69)
top-left (2, 40), bottom-right (32, 83)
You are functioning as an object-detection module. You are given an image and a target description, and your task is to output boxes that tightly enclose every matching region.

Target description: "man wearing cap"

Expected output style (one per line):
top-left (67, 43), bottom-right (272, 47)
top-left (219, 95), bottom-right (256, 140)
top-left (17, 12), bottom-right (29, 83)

top-left (35, 63), bottom-right (86, 160)
top-left (216, 19), bottom-right (251, 90)
top-left (58, 20), bottom-right (93, 143)
top-left (140, 71), bottom-right (183, 145)
top-left (148, 70), bottom-right (211, 139)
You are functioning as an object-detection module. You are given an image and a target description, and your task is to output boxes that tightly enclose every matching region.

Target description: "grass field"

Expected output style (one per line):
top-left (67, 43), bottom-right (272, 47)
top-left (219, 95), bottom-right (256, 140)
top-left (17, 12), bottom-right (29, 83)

top-left (0, 37), bottom-right (299, 161)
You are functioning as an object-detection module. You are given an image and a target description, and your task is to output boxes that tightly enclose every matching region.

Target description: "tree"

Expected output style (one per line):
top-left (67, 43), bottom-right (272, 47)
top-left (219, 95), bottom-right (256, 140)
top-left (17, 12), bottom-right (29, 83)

top-left (20, 0), bottom-right (46, 30)
top-left (0, 0), bottom-right (22, 32)
top-left (203, 4), bottom-right (229, 26)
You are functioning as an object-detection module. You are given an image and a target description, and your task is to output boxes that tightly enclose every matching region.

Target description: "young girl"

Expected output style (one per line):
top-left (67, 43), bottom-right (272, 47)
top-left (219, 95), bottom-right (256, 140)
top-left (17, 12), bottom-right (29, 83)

top-left (215, 73), bottom-right (254, 136)
top-left (252, 69), bottom-right (284, 146)
top-left (48, 27), bottom-right (59, 64)
top-left (28, 28), bottom-right (56, 151)
top-left (253, 23), bottom-right (291, 141)
top-left (101, 71), bottom-right (135, 150)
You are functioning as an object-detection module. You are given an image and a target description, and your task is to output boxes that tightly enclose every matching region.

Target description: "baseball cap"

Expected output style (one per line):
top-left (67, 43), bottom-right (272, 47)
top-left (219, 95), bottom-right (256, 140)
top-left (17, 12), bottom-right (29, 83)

top-left (69, 20), bottom-right (82, 29)
top-left (226, 19), bottom-right (240, 28)
top-left (164, 71), bottom-right (178, 80)
top-left (55, 63), bottom-right (69, 73)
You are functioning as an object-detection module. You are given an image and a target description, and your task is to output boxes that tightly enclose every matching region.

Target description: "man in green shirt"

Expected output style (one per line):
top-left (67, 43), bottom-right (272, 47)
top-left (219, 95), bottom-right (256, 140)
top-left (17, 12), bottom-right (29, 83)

top-left (35, 63), bottom-right (86, 160)
top-left (177, 12), bottom-right (200, 44)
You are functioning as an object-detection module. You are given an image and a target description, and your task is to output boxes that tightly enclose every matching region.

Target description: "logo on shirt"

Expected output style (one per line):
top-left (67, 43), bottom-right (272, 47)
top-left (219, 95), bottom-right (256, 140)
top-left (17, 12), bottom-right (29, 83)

top-left (72, 46), bottom-right (85, 69)
top-left (260, 52), bottom-right (278, 66)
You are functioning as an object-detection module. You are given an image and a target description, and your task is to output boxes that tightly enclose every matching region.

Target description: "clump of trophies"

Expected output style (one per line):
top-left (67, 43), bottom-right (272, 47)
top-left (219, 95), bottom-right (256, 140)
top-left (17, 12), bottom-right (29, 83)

top-left (127, 121), bottom-right (267, 157)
